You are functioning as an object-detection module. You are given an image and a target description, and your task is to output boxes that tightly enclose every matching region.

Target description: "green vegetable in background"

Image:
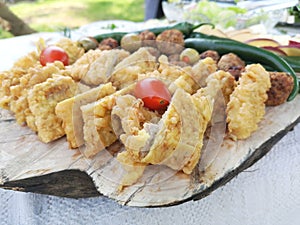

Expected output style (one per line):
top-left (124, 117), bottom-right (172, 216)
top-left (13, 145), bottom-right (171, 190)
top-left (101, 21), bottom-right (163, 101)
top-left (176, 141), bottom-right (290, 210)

top-left (281, 56), bottom-right (300, 73)
top-left (184, 0), bottom-right (247, 28)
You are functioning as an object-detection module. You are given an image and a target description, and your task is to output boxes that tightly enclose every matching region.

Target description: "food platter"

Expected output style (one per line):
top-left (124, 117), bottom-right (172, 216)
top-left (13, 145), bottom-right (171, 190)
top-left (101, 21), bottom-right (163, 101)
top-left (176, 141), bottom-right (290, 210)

top-left (1, 21), bottom-right (300, 207)
top-left (1, 95), bottom-right (300, 206)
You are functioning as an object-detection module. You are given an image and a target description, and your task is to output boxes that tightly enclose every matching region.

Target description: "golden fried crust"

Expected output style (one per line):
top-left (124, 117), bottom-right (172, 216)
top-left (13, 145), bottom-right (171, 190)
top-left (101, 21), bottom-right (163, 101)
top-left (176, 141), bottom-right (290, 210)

top-left (198, 70), bottom-right (236, 125)
top-left (204, 70), bottom-right (236, 104)
top-left (0, 51), bottom-right (39, 109)
top-left (67, 49), bottom-right (103, 81)
top-left (112, 94), bottom-right (160, 161)
top-left (0, 71), bottom-right (13, 109)
top-left (182, 93), bottom-right (213, 174)
top-left (55, 83), bottom-right (116, 149)
top-left (83, 49), bottom-right (129, 86)
top-left (55, 38), bottom-right (85, 65)
top-left (81, 85), bottom-right (134, 158)
top-left (10, 61), bottom-right (65, 125)
top-left (266, 72), bottom-right (294, 106)
top-left (141, 103), bottom-right (181, 165)
top-left (157, 55), bottom-right (200, 95)
top-left (27, 75), bottom-right (78, 143)
top-left (114, 70), bottom-right (234, 185)
top-left (141, 88), bottom-right (212, 174)
top-left (181, 71), bottom-right (234, 173)
top-left (110, 47), bottom-right (157, 89)
top-left (191, 57), bottom-right (218, 87)
top-left (226, 64), bottom-right (271, 140)
top-left (115, 70), bottom-right (235, 185)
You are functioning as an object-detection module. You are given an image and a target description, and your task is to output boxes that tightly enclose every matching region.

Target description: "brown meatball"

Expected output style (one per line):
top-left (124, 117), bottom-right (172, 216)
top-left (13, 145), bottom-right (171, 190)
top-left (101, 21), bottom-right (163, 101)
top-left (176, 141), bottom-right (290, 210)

top-left (217, 53), bottom-right (245, 80)
top-left (98, 37), bottom-right (119, 50)
top-left (139, 30), bottom-right (156, 47)
top-left (200, 50), bottom-right (220, 62)
top-left (156, 29), bottom-right (184, 55)
top-left (266, 72), bottom-right (294, 106)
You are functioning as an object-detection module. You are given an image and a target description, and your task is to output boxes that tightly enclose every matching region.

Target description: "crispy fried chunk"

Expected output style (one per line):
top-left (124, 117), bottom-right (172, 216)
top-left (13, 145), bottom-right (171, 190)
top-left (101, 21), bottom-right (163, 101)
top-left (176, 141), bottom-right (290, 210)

top-left (81, 85), bottom-right (134, 158)
top-left (191, 57), bottom-right (218, 87)
top-left (0, 51), bottom-right (39, 109)
top-left (55, 83), bottom-right (116, 148)
top-left (67, 49), bottom-right (103, 81)
top-left (110, 47), bottom-right (157, 89)
top-left (27, 75), bottom-right (78, 143)
top-left (112, 94), bottom-right (160, 161)
top-left (83, 49), bottom-right (129, 86)
top-left (10, 61), bottom-right (65, 126)
top-left (54, 38), bottom-right (85, 64)
top-left (226, 64), bottom-right (271, 140)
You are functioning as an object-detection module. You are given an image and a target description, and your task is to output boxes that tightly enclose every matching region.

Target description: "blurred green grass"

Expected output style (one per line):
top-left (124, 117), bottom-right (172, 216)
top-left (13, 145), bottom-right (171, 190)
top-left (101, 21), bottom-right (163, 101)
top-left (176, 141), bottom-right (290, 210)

top-left (2, 0), bottom-right (144, 38)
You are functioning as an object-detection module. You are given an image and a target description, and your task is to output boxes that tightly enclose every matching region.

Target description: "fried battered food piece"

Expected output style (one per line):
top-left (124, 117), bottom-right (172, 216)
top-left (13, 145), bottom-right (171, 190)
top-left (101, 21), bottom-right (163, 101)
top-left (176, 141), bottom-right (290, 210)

top-left (115, 70), bottom-right (235, 186)
top-left (112, 94), bottom-right (160, 161)
top-left (54, 38), bottom-right (85, 64)
top-left (67, 49), bottom-right (103, 81)
top-left (111, 95), bottom-right (160, 189)
top-left (168, 66), bottom-right (200, 95)
top-left (9, 61), bottom-right (65, 126)
top-left (24, 107), bottom-right (38, 131)
top-left (200, 50), bottom-right (220, 62)
top-left (157, 55), bottom-right (186, 80)
top-left (217, 53), bottom-right (245, 80)
top-left (25, 79), bottom-right (90, 133)
top-left (200, 70), bottom-right (236, 125)
top-left (139, 55), bottom-right (199, 95)
top-left (110, 47), bottom-right (157, 89)
top-left (83, 49), bottom-right (130, 86)
top-left (142, 71), bottom-right (234, 173)
top-left (55, 83), bottom-right (116, 149)
top-left (141, 88), bottom-right (212, 174)
top-left (191, 57), bottom-right (218, 87)
top-left (98, 37), bottom-right (119, 50)
top-left (226, 64), bottom-right (271, 140)
top-left (27, 75), bottom-right (78, 143)
top-left (182, 71), bottom-right (235, 173)
top-left (156, 29), bottom-right (184, 55)
top-left (204, 70), bottom-right (236, 106)
top-left (81, 85), bottom-right (134, 158)
top-left (157, 55), bottom-right (189, 82)
top-left (181, 91), bottom-right (213, 174)
top-left (266, 72), bottom-right (294, 106)
top-left (0, 71), bottom-right (13, 109)
top-left (0, 51), bottom-right (39, 109)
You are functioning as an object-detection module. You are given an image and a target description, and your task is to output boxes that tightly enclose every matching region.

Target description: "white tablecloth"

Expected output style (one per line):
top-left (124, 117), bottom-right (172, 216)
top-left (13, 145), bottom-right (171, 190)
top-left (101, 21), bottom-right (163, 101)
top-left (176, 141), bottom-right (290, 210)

top-left (0, 27), bottom-right (300, 225)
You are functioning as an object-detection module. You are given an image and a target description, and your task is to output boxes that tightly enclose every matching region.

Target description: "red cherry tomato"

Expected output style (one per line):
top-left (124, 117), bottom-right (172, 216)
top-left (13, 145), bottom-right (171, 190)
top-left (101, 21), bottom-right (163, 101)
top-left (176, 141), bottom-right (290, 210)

top-left (40, 46), bottom-right (69, 66)
top-left (134, 78), bottom-right (171, 110)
